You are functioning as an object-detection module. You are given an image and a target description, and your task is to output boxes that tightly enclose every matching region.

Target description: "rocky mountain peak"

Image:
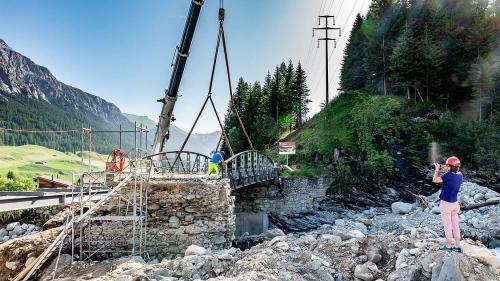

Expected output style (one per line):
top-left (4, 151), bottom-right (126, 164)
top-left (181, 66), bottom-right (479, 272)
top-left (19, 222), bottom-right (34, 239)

top-left (0, 39), bottom-right (11, 50)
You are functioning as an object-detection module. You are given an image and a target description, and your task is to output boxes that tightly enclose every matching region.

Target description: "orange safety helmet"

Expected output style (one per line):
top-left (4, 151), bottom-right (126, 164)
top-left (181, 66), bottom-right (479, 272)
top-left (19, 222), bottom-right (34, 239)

top-left (446, 156), bottom-right (461, 167)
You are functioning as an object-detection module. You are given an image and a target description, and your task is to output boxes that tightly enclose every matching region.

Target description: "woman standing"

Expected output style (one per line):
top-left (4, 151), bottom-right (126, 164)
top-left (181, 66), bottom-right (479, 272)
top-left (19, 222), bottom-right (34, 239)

top-left (432, 156), bottom-right (463, 252)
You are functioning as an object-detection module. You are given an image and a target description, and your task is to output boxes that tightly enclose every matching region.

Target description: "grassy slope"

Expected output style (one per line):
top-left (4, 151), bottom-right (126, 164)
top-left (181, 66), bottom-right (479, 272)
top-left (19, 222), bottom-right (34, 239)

top-left (0, 145), bottom-right (106, 182)
top-left (279, 92), bottom-right (499, 184)
top-left (276, 93), bottom-right (359, 177)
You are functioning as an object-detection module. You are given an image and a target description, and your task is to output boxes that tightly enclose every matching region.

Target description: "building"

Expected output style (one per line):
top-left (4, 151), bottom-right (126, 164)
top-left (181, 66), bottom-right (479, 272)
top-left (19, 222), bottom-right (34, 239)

top-left (34, 175), bottom-right (71, 189)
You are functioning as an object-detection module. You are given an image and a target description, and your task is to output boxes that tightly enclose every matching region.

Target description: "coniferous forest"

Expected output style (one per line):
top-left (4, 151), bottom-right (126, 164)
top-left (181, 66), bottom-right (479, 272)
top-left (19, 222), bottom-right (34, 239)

top-left (223, 61), bottom-right (311, 153)
top-left (341, 0), bottom-right (498, 113)
top-left (223, 0), bottom-right (499, 189)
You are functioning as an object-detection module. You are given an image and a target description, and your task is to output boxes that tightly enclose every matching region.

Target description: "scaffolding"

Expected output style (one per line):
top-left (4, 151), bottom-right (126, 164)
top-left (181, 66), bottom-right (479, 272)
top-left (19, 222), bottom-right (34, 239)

top-left (73, 122), bottom-right (151, 261)
top-left (13, 123), bottom-right (153, 281)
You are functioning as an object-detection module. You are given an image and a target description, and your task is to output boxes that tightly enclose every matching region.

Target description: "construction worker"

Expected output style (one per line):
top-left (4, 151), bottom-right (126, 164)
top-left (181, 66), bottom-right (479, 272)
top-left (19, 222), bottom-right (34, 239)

top-left (432, 156), bottom-right (463, 252)
top-left (206, 151), bottom-right (224, 177)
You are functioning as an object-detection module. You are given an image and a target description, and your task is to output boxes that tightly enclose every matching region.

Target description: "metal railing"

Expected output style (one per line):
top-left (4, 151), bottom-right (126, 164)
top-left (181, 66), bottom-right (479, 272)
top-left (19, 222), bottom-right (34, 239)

top-left (147, 150), bottom-right (277, 189)
top-left (148, 151), bottom-right (211, 173)
top-left (222, 150), bottom-right (278, 189)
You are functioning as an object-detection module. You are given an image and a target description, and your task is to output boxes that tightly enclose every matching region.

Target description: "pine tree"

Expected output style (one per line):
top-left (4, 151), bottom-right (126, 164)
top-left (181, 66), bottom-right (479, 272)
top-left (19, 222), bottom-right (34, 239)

top-left (340, 14), bottom-right (367, 91)
top-left (292, 62), bottom-right (310, 127)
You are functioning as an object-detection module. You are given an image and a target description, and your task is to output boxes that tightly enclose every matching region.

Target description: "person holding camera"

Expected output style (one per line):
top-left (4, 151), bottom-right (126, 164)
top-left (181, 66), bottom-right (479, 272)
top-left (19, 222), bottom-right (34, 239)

top-left (432, 156), bottom-right (463, 252)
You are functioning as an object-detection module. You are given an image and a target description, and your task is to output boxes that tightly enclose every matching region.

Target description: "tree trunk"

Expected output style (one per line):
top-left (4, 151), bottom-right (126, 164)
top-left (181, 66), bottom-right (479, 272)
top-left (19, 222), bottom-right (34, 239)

top-left (461, 199), bottom-right (500, 211)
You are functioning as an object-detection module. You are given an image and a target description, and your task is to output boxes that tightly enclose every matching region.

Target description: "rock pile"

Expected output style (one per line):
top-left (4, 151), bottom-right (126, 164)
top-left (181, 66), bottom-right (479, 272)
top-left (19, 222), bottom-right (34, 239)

top-left (371, 182), bottom-right (500, 244)
top-left (4, 181), bottom-right (498, 281)
top-left (49, 225), bottom-right (498, 281)
top-left (0, 222), bottom-right (41, 243)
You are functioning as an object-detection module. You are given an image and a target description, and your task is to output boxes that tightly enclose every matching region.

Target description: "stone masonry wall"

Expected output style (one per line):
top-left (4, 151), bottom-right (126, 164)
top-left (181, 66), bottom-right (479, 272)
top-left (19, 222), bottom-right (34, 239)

top-left (233, 176), bottom-right (333, 216)
top-left (87, 176), bottom-right (235, 260)
top-left (146, 177), bottom-right (235, 259)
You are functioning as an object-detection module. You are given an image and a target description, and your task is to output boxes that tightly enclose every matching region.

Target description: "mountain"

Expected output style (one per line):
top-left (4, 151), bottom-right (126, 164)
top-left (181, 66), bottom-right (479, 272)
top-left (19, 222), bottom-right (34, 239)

top-left (123, 113), bottom-right (221, 156)
top-left (0, 39), bottom-right (129, 125)
top-left (0, 38), bottom-right (220, 156)
top-left (0, 39), bottom-right (139, 153)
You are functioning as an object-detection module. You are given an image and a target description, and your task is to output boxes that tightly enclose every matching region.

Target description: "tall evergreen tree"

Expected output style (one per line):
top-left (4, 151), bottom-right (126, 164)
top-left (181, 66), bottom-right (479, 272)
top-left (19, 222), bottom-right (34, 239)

top-left (340, 14), bottom-right (367, 91)
top-left (292, 62), bottom-right (310, 127)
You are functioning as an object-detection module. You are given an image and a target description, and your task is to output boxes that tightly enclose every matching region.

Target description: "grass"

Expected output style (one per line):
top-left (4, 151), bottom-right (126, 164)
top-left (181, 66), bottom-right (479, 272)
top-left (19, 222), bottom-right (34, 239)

top-left (290, 92), bottom-right (358, 157)
top-left (0, 145), bottom-right (106, 182)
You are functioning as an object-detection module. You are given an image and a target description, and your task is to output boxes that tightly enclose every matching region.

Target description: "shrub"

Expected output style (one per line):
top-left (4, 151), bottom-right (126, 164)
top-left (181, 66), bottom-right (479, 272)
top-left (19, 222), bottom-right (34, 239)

top-left (6, 170), bottom-right (16, 180)
top-left (0, 176), bottom-right (36, 192)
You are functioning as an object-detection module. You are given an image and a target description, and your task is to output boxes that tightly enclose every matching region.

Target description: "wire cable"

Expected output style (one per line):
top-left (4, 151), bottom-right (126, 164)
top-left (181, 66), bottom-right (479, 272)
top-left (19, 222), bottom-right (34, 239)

top-left (0, 128), bottom-right (80, 133)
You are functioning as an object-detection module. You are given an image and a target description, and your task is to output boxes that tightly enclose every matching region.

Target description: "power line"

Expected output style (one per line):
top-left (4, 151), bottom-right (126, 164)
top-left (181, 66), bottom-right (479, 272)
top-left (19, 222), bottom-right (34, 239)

top-left (0, 127), bottom-right (80, 133)
top-left (313, 0), bottom-right (364, 100)
top-left (309, 0), bottom-right (350, 99)
top-left (313, 14), bottom-right (341, 105)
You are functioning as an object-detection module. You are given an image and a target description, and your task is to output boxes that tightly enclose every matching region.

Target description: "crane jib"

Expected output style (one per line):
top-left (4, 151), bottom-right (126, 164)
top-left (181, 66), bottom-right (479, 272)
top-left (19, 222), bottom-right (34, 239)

top-left (152, 0), bottom-right (204, 154)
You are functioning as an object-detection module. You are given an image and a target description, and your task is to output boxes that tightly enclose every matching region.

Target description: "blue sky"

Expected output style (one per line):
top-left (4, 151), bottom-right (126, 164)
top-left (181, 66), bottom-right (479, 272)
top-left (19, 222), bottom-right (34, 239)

top-left (0, 0), bottom-right (371, 133)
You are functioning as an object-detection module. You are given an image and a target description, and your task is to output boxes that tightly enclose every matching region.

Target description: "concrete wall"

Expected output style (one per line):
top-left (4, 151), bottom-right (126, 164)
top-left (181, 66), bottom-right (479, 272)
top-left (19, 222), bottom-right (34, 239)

top-left (233, 176), bottom-right (333, 216)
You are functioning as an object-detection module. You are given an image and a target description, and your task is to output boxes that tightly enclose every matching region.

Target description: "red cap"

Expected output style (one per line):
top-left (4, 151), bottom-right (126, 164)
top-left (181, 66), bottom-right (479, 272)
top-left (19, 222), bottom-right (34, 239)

top-left (446, 156), bottom-right (461, 167)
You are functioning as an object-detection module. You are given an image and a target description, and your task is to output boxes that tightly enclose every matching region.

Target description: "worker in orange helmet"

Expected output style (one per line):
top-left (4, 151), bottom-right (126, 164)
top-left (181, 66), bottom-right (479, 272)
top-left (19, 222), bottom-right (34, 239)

top-left (432, 156), bottom-right (463, 252)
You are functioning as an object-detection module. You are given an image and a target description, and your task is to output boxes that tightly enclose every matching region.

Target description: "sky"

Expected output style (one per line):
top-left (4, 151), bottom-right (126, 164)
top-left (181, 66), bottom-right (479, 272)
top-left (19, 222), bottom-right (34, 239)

top-left (0, 0), bottom-right (371, 133)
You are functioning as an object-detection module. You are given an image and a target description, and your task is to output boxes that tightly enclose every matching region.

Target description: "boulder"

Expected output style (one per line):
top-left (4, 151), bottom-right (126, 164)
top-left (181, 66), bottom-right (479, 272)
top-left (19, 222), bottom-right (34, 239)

top-left (486, 197), bottom-right (500, 203)
top-left (0, 229), bottom-right (7, 238)
top-left (484, 192), bottom-right (497, 200)
top-left (461, 242), bottom-right (499, 269)
top-left (387, 265), bottom-right (421, 281)
top-left (409, 248), bottom-right (420, 255)
top-left (12, 225), bottom-right (25, 236)
top-left (5, 261), bottom-right (19, 271)
top-left (184, 245), bottom-right (207, 256)
top-left (392, 202), bottom-right (415, 215)
top-left (431, 255), bottom-right (464, 281)
top-left (334, 219), bottom-right (346, 226)
top-left (319, 234), bottom-right (342, 243)
top-left (5, 222), bottom-right (19, 231)
top-left (470, 217), bottom-right (486, 229)
top-left (366, 247), bottom-right (383, 264)
top-left (354, 261), bottom-right (378, 281)
top-left (357, 217), bottom-right (373, 226)
top-left (396, 249), bottom-right (410, 270)
top-left (334, 229), bottom-right (365, 241)
top-left (264, 228), bottom-right (285, 240)
top-left (473, 193), bottom-right (484, 202)
top-left (27, 225), bottom-right (36, 233)
top-left (273, 241), bottom-right (290, 252)
top-left (353, 222), bottom-right (368, 234)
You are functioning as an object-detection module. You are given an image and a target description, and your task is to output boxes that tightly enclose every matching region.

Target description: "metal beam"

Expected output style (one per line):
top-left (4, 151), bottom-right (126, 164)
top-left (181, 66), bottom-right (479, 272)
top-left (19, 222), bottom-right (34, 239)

top-left (0, 193), bottom-right (108, 212)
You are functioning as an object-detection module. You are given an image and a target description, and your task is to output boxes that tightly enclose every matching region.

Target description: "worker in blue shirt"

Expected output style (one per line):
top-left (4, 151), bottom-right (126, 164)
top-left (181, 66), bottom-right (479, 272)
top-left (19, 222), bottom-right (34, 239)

top-left (206, 151), bottom-right (225, 177)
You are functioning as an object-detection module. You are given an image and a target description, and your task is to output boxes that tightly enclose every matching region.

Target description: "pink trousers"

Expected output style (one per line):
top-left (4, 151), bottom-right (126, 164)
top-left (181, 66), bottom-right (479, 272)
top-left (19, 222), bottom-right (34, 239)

top-left (439, 200), bottom-right (461, 241)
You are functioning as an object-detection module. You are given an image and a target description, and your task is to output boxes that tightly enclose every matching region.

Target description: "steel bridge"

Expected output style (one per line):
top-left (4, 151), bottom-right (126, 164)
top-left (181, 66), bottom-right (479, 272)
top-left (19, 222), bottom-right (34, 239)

top-left (148, 150), bottom-right (278, 189)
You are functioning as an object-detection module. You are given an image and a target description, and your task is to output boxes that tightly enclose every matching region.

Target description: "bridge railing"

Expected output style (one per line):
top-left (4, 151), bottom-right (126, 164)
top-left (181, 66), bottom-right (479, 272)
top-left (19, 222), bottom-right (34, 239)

top-left (147, 151), bottom-right (210, 174)
top-left (222, 150), bottom-right (278, 189)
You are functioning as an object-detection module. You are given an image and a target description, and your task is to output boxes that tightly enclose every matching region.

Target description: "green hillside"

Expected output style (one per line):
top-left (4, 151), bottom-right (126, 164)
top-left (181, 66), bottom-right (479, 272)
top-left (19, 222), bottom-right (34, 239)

top-left (0, 145), bottom-right (106, 182)
top-left (281, 92), bottom-right (499, 189)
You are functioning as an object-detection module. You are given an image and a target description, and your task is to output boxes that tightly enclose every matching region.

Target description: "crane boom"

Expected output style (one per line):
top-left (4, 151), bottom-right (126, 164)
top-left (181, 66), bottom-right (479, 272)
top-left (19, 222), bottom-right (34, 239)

top-left (152, 0), bottom-right (204, 154)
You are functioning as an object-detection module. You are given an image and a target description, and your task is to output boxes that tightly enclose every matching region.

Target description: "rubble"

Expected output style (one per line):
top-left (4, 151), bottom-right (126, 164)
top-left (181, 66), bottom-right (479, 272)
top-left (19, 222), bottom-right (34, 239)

top-left (49, 225), bottom-right (498, 281)
top-left (0, 222), bottom-right (41, 243)
top-left (3, 182), bottom-right (499, 280)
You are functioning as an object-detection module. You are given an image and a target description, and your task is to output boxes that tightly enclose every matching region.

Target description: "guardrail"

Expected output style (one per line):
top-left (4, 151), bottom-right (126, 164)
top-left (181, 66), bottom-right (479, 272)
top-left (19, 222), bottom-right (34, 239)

top-left (223, 150), bottom-right (278, 189)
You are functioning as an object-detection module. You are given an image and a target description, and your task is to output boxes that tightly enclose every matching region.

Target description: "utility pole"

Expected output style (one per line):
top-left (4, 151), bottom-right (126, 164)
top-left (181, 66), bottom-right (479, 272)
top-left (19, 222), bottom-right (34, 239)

top-left (313, 15), bottom-right (341, 105)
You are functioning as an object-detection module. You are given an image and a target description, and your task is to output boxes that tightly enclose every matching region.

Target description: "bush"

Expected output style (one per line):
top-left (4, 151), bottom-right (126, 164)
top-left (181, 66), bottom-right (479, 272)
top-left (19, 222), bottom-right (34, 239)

top-left (0, 176), bottom-right (36, 192)
top-left (6, 170), bottom-right (16, 180)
